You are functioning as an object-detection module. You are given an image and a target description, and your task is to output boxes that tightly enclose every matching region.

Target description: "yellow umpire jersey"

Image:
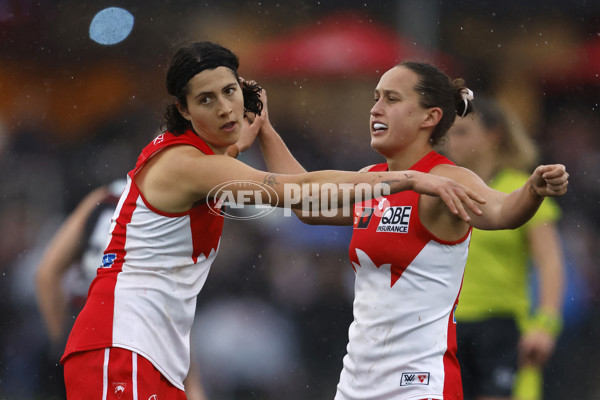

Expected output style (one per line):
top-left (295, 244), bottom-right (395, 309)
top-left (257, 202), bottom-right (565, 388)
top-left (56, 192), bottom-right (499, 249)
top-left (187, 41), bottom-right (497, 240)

top-left (455, 168), bottom-right (562, 323)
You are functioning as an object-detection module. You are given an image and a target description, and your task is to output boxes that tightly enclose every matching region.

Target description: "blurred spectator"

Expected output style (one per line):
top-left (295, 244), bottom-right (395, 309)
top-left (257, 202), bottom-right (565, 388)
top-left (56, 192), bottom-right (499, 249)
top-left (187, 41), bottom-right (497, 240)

top-left (35, 180), bottom-right (125, 399)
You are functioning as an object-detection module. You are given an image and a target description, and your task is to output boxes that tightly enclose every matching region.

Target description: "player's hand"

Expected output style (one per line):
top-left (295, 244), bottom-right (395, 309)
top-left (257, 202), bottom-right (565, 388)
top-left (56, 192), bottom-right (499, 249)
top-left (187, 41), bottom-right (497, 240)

top-left (408, 171), bottom-right (485, 222)
top-left (225, 78), bottom-right (267, 158)
top-left (530, 164), bottom-right (569, 197)
top-left (224, 114), bottom-right (262, 158)
top-left (252, 80), bottom-right (273, 138)
top-left (518, 329), bottom-right (557, 367)
top-left (240, 110), bottom-right (265, 151)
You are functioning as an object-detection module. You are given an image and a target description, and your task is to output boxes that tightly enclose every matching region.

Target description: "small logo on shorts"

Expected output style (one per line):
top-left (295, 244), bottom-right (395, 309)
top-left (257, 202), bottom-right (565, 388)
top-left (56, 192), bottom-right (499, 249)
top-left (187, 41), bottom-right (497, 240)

top-left (400, 372), bottom-right (430, 386)
top-left (148, 395), bottom-right (158, 400)
top-left (112, 382), bottom-right (126, 398)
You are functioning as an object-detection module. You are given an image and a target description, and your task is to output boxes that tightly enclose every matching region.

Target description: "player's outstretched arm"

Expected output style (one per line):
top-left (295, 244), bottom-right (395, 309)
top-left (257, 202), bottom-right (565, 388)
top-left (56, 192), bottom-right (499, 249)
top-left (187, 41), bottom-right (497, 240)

top-left (137, 146), bottom-right (486, 222)
top-left (440, 164), bottom-right (568, 231)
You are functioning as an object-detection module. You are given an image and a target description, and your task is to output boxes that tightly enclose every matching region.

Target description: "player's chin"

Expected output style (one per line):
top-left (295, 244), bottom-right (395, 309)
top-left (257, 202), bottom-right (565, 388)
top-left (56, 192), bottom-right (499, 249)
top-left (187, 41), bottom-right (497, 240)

top-left (223, 133), bottom-right (241, 147)
top-left (370, 137), bottom-right (390, 155)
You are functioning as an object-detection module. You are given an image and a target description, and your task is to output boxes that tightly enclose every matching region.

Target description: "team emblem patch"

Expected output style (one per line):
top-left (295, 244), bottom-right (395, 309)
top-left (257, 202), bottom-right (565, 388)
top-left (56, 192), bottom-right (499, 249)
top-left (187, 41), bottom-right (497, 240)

top-left (376, 206), bottom-right (411, 233)
top-left (354, 207), bottom-right (374, 229)
top-left (113, 382), bottom-right (126, 398)
top-left (400, 372), bottom-right (430, 386)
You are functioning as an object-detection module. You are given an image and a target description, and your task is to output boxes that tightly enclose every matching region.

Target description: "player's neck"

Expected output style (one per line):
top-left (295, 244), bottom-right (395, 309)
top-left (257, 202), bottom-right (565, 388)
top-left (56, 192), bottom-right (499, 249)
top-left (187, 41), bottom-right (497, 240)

top-left (386, 147), bottom-right (431, 171)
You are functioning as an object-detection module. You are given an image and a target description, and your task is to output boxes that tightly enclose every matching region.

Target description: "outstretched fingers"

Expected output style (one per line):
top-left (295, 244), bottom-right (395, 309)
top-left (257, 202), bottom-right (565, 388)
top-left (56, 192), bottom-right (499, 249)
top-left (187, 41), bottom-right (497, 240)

top-left (440, 183), bottom-right (485, 222)
top-left (438, 191), bottom-right (467, 221)
top-left (456, 184), bottom-right (485, 215)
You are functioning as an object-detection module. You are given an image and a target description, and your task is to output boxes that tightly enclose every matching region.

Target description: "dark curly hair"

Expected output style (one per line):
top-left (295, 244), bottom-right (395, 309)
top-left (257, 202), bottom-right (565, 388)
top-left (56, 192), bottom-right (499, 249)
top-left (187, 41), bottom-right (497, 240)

top-left (163, 42), bottom-right (263, 135)
top-left (399, 61), bottom-right (474, 146)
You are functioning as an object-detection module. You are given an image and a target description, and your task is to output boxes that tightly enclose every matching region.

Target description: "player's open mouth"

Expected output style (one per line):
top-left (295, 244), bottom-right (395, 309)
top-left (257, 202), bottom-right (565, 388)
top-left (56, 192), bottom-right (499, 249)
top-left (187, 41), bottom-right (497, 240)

top-left (221, 121), bottom-right (237, 131)
top-left (372, 122), bottom-right (388, 135)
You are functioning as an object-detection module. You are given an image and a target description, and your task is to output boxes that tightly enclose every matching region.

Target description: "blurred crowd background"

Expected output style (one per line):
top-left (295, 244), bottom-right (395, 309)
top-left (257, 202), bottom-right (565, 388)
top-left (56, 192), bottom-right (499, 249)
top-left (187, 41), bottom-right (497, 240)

top-left (1, 1), bottom-right (599, 399)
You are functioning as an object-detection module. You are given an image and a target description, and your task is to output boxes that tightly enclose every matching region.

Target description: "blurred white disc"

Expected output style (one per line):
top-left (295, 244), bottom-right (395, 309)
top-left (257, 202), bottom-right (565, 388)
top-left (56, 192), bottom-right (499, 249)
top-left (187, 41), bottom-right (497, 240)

top-left (89, 7), bottom-right (134, 45)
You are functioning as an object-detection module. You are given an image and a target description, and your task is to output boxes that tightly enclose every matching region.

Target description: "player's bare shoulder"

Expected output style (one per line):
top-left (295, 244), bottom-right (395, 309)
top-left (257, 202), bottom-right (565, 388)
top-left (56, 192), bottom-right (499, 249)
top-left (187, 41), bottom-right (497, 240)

top-left (152, 144), bottom-right (212, 175)
top-left (429, 163), bottom-right (486, 187)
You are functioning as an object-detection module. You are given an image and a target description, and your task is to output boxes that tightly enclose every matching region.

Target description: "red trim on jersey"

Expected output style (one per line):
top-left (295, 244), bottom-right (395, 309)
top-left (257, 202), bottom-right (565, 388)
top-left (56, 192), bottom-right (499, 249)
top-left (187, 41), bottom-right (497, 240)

top-left (106, 181), bottom-right (138, 271)
top-left (368, 151), bottom-right (447, 172)
top-left (189, 203), bottom-right (223, 263)
top-left (61, 268), bottom-right (120, 358)
top-left (134, 130), bottom-right (215, 172)
top-left (443, 295), bottom-right (463, 400)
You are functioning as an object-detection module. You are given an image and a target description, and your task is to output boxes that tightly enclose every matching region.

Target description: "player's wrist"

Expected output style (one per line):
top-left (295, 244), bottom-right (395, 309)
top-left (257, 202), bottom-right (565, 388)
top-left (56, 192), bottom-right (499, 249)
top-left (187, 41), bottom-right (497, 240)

top-left (527, 309), bottom-right (563, 337)
top-left (401, 170), bottom-right (416, 191)
top-left (258, 119), bottom-right (275, 139)
top-left (527, 180), bottom-right (544, 200)
top-left (226, 144), bottom-right (240, 159)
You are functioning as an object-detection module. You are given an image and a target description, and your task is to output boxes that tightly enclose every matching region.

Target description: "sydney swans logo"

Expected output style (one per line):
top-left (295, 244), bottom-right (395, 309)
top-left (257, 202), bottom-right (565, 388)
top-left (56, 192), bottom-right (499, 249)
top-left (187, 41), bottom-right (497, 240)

top-left (207, 180), bottom-right (279, 220)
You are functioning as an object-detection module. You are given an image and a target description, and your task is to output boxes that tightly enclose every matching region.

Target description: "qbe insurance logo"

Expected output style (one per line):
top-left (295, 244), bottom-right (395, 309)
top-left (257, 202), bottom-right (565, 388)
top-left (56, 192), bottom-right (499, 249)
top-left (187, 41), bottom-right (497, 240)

top-left (376, 206), bottom-right (412, 233)
top-left (207, 180), bottom-right (279, 220)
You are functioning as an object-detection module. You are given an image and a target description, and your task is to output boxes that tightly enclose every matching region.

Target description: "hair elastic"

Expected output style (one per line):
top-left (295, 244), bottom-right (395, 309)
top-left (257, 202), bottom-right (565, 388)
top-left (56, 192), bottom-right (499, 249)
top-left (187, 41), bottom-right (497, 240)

top-left (460, 88), bottom-right (474, 117)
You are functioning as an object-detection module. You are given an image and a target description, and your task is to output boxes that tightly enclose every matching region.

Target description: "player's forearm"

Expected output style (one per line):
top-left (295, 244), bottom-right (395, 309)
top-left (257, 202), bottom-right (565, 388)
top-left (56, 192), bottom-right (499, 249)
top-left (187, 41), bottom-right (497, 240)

top-left (258, 122), bottom-right (307, 174)
top-left (294, 169), bottom-right (410, 197)
top-left (256, 169), bottom-right (404, 212)
top-left (530, 225), bottom-right (565, 315)
top-left (538, 260), bottom-right (564, 316)
top-left (498, 180), bottom-right (545, 229)
top-left (36, 268), bottom-right (67, 341)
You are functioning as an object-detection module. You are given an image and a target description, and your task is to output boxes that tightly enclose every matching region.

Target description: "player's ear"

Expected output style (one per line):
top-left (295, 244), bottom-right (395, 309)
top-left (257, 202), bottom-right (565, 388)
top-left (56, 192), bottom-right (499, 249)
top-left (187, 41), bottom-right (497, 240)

top-left (176, 101), bottom-right (191, 121)
top-left (422, 107), bottom-right (442, 128)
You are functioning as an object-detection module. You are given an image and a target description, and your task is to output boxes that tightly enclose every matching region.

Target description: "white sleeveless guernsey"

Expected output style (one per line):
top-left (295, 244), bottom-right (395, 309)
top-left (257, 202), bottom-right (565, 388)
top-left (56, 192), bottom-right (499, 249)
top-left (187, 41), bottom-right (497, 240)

top-left (62, 130), bottom-right (224, 390)
top-left (336, 152), bottom-right (470, 400)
